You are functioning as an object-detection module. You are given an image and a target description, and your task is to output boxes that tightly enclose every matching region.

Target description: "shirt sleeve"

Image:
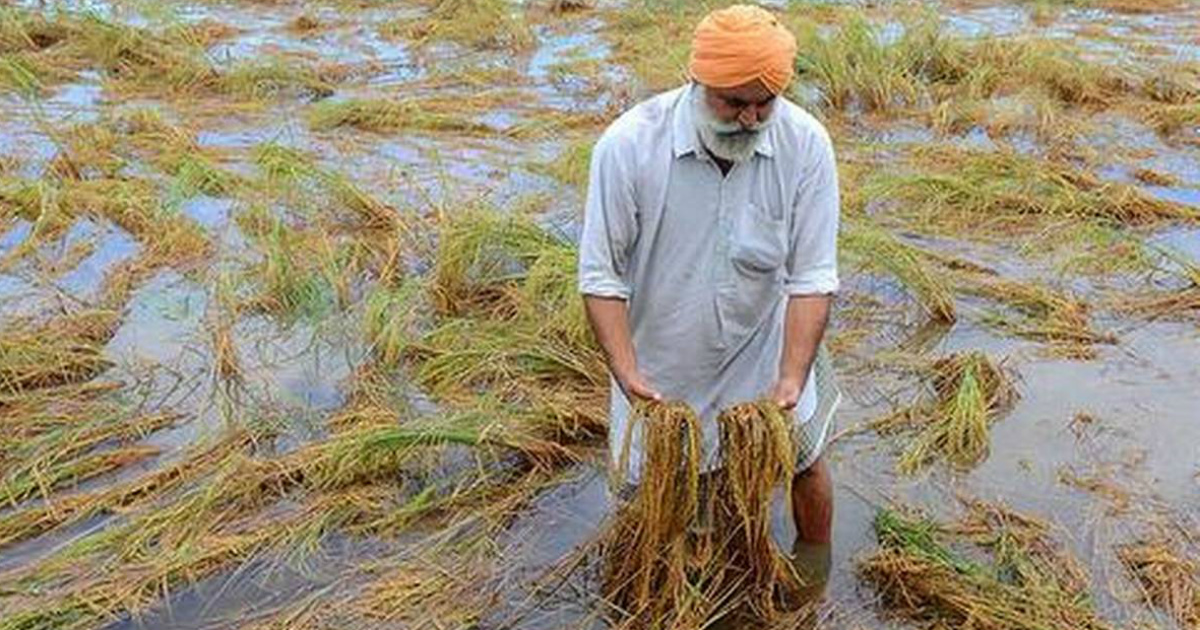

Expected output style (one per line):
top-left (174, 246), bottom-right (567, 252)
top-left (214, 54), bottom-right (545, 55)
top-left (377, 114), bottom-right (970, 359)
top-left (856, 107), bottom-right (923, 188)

top-left (784, 128), bottom-right (840, 296)
top-left (578, 131), bottom-right (637, 299)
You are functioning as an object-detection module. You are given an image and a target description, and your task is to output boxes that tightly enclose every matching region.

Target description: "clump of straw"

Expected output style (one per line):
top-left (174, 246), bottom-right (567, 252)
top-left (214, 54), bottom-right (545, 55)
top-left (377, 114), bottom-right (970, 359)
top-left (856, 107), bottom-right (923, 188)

top-left (859, 503), bottom-right (1111, 630)
top-left (874, 352), bottom-right (1018, 473)
top-left (1118, 538), bottom-right (1200, 627)
top-left (603, 400), bottom-right (703, 628)
top-left (602, 400), bottom-right (803, 628)
top-left (710, 401), bottom-right (804, 618)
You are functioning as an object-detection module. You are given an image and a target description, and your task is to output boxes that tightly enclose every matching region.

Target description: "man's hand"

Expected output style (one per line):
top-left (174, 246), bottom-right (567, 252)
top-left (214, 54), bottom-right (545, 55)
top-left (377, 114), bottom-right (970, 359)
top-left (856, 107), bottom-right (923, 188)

top-left (770, 376), bottom-right (805, 411)
top-left (615, 367), bottom-right (663, 402)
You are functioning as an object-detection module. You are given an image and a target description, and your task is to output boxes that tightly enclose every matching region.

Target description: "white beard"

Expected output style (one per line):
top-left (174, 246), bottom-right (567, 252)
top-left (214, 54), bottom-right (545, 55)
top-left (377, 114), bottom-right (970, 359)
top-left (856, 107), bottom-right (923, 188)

top-left (691, 83), bottom-right (772, 164)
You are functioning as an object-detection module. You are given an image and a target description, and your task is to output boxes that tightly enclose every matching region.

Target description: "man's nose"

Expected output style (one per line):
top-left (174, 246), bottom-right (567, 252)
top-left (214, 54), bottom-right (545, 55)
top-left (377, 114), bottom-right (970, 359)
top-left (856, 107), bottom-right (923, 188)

top-left (738, 106), bottom-right (758, 127)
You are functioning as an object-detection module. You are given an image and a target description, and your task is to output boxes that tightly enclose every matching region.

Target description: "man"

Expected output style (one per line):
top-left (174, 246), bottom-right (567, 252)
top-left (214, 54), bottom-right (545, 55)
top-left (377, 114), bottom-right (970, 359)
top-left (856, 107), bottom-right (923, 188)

top-left (577, 5), bottom-right (840, 549)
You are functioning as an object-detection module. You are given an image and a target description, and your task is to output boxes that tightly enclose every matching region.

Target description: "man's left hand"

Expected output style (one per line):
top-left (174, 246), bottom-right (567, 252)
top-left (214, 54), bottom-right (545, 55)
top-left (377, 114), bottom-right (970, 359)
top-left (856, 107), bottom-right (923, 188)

top-left (770, 376), bottom-right (805, 410)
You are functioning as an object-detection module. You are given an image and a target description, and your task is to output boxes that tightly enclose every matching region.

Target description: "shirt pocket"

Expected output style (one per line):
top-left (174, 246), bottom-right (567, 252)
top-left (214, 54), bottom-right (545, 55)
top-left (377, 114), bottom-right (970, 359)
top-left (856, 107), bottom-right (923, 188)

top-left (730, 202), bottom-right (786, 275)
top-left (717, 203), bottom-right (787, 343)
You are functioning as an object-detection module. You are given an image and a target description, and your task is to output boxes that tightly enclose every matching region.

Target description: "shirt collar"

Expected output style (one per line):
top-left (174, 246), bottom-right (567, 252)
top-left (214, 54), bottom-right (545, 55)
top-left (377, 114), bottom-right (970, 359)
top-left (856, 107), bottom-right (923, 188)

top-left (671, 84), bottom-right (776, 160)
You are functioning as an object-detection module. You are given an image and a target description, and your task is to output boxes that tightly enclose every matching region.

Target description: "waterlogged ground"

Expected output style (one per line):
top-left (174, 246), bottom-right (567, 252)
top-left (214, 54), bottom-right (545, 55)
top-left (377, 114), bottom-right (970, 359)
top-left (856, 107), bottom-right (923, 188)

top-left (1, 0), bottom-right (1199, 628)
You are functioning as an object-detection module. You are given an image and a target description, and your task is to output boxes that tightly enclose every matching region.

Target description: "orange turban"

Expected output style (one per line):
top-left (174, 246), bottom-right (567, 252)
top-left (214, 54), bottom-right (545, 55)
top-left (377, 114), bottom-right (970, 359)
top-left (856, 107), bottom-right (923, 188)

top-left (688, 5), bottom-right (798, 96)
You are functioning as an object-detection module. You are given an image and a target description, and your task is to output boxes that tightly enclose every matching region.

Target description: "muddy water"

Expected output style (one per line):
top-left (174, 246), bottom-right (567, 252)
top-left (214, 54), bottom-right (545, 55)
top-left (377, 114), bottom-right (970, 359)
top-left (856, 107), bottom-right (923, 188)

top-left (2, 0), bottom-right (1198, 628)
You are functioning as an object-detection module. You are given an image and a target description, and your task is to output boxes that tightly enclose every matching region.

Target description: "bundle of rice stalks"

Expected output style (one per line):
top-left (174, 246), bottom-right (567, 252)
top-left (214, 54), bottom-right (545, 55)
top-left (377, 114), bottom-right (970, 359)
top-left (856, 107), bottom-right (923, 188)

top-left (251, 143), bottom-right (400, 230)
top-left (68, 13), bottom-right (218, 95)
top-left (215, 57), bottom-right (334, 100)
top-left (868, 145), bottom-right (1200, 232)
top-left (709, 401), bottom-right (804, 618)
top-left (307, 98), bottom-right (492, 134)
top-left (358, 550), bottom-right (494, 625)
top-left (393, 0), bottom-right (535, 51)
top-left (1144, 103), bottom-right (1200, 144)
top-left (955, 273), bottom-right (1115, 357)
top-left (0, 428), bottom-right (254, 549)
top-left (0, 380), bottom-right (121, 437)
top-left (859, 505), bottom-right (1111, 630)
top-left (413, 317), bottom-right (606, 406)
top-left (0, 308), bottom-right (119, 396)
top-left (603, 400), bottom-right (706, 628)
top-left (363, 280), bottom-right (425, 368)
top-left (0, 410), bottom-right (173, 481)
top-left (430, 205), bottom-right (559, 316)
top-left (602, 400), bottom-right (803, 629)
top-left (840, 223), bottom-right (957, 323)
top-left (1117, 539), bottom-right (1200, 627)
top-left (0, 417), bottom-right (563, 630)
top-left (55, 178), bottom-right (212, 268)
top-left (1117, 248), bottom-right (1200, 322)
top-left (874, 352), bottom-right (1017, 474)
top-left (1, 444), bottom-right (160, 506)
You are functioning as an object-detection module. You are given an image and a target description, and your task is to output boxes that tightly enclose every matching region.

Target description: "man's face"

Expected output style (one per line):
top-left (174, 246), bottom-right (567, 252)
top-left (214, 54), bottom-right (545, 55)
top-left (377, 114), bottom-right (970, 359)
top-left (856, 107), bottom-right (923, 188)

top-left (693, 79), bottom-right (777, 164)
top-left (703, 80), bottom-right (777, 129)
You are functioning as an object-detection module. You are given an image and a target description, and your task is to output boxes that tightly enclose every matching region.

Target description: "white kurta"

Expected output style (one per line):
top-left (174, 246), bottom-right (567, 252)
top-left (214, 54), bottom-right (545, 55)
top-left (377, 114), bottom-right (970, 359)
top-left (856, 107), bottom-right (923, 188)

top-left (577, 84), bottom-right (841, 483)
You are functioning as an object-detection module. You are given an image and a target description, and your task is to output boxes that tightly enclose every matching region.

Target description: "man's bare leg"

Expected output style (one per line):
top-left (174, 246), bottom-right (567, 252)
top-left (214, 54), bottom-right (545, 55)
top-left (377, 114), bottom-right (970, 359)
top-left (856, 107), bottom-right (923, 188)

top-left (790, 456), bottom-right (832, 544)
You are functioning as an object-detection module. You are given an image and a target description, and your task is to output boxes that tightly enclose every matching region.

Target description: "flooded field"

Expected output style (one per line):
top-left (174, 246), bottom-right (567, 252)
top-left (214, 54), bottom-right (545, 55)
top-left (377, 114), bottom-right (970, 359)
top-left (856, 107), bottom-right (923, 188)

top-left (0, 0), bottom-right (1198, 628)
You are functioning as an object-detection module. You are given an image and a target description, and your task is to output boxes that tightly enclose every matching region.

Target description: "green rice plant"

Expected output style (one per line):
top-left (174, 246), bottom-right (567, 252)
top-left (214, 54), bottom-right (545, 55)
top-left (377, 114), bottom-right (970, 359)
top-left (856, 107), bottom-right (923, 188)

top-left (860, 504), bottom-right (1111, 630)
top-left (840, 222), bottom-right (956, 322)
top-left (954, 274), bottom-right (1116, 354)
top-left (216, 57), bottom-right (334, 100)
top-left (1, 444), bottom-right (161, 506)
top-left (867, 145), bottom-right (1200, 232)
top-left (529, 137), bottom-right (593, 189)
top-left (165, 151), bottom-right (245, 200)
top-left (430, 204), bottom-right (559, 315)
top-left (0, 429), bottom-right (254, 549)
top-left (0, 53), bottom-right (51, 96)
top-left (519, 242), bottom-right (593, 351)
top-left (873, 352), bottom-right (1017, 473)
top-left (413, 317), bottom-right (605, 402)
top-left (794, 13), bottom-right (972, 112)
top-left (1053, 223), bottom-right (1157, 276)
top-left (241, 216), bottom-right (336, 321)
top-left (307, 98), bottom-right (492, 134)
top-left (251, 142), bottom-right (399, 229)
top-left (387, 0), bottom-right (535, 51)
top-left (363, 279), bottom-right (425, 367)
top-left (253, 142), bottom-right (320, 186)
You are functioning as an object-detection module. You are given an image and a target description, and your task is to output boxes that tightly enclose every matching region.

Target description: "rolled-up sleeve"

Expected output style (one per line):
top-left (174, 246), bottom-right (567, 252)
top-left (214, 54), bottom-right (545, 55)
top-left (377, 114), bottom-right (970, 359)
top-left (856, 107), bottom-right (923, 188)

top-left (578, 132), bottom-right (637, 299)
top-left (783, 129), bottom-right (840, 296)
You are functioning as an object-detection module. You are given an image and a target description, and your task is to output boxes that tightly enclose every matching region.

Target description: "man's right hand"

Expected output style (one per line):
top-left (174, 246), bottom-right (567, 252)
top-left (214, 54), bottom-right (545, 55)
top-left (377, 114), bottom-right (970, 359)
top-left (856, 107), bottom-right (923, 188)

top-left (615, 368), bottom-right (662, 403)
